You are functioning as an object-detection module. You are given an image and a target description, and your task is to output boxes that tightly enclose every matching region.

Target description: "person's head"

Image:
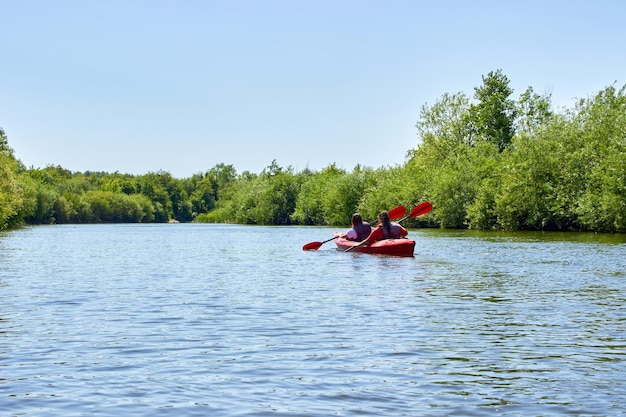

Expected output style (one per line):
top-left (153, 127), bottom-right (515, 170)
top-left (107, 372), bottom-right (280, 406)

top-left (351, 213), bottom-right (363, 226)
top-left (378, 211), bottom-right (391, 229)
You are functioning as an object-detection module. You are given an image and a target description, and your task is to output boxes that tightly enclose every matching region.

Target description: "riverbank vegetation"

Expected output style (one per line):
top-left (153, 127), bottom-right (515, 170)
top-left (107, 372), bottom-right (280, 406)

top-left (2, 70), bottom-right (625, 232)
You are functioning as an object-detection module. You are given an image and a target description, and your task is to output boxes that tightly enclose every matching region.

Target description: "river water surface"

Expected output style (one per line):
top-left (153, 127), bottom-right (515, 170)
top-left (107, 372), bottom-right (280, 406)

top-left (1, 224), bottom-right (625, 416)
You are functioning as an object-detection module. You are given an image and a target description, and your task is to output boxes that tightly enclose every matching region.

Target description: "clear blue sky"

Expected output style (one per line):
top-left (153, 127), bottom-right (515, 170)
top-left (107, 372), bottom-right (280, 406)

top-left (2, 0), bottom-right (624, 178)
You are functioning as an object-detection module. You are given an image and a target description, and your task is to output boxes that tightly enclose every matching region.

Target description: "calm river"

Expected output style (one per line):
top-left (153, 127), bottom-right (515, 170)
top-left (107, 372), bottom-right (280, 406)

top-left (1, 224), bottom-right (626, 416)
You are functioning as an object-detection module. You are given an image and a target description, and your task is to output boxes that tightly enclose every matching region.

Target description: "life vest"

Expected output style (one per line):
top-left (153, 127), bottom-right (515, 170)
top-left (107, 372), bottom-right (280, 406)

top-left (381, 223), bottom-right (406, 239)
top-left (353, 222), bottom-right (372, 241)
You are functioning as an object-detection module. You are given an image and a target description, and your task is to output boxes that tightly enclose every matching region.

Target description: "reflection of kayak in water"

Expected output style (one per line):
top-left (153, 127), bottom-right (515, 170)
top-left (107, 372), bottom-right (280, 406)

top-left (333, 233), bottom-right (415, 257)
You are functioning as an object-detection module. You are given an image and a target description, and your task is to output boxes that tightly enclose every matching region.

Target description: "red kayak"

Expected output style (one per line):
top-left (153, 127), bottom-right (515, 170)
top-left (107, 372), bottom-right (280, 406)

top-left (333, 233), bottom-right (416, 257)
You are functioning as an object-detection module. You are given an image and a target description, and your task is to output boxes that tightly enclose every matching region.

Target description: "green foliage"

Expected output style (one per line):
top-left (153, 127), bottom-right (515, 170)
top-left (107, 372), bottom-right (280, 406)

top-left (2, 74), bottom-right (625, 233)
top-left (184, 173), bottom-right (217, 216)
top-left (424, 144), bottom-right (475, 228)
top-left (494, 130), bottom-right (566, 230)
top-left (292, 164), bottom-right (343, 225)
top-left (413, 92), bottom-right (472, 152)
top-left (12, 174), bottom-right (38, 224)
top-left (409, 74), bottom-right (626, 232)
top-left (0, 152), bottom-right (22, 229)
top-left (79, 190), bottom-right (154, 223)
top-left (408, 87), bottom-right (504, 228)
top-left (136, 172), bottom-right (172, 222)
top-left (358, 165), bottom-right (412, 222)
top-left (194, 206), bottom-right (231, 223)
top-left (468, 69), bottom-right (517, 152)
top-left (515, 87), bottom-right (553, 136)
top-left (24, 182), bottom-right (57, 224)
top-left (222, 160), bottom-right (298, 225)
top-left (99, 174), bottom-right (137, 194)
top-left (291, 171), bottom-right (327, 225)
top-left (322, 166), bottom-right (376, 225)
top-left (0, 127), bottom-right (16, 159)
top-left (0, 128), bottom-right (30, 229)
top-left (573, 85), bottom-right (626, 231)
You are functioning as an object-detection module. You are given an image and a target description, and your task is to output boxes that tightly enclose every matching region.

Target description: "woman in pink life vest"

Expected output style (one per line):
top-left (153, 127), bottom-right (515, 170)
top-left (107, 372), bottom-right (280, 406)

top-left (363, 210), bottom-right (407, 244)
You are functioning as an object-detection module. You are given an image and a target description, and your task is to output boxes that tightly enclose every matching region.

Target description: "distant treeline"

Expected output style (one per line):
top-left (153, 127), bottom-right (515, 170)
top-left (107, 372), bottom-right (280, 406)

top-left (2, 70), bottom-right (625, 232)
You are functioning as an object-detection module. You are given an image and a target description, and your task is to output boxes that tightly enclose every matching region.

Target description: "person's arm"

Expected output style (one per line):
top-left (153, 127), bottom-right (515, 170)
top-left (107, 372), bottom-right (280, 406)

top-left (391, 223), bottom-right (408, 238)
top-left (364, 226), bottom-right (383, 244)
top-left (346, 229), bottom-right (358, 240)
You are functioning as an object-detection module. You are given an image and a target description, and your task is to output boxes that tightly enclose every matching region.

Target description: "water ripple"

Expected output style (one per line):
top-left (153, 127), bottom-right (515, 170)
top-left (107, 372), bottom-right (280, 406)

top-left (1, 225), bottom-right (625, 416)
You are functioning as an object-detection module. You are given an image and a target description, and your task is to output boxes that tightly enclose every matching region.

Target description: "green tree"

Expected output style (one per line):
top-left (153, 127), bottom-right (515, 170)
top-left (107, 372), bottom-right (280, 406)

top-left (321, 165), bottom-right (375, 225)
top-left (227, 173), bottom-right (260, 224)
top-left (0, 127), bottom-right (15, 158)
top-left (423, 142), bottom-right (489, 228)
top-left (24, 182), bottom-right (58, 224)
top-left (468, 69), bottom-right (516, 152)
top-left (137, 172), bottom-right (173, 222)
top-left (208, 163), bottom-right (237, 201)
top-left (292, 163), bottom-right (345, 225)
top-left (515, 87), bottom-right (553, 137)
top-left (412, 92), bottom-right (472, 154)
top-left (574, 85), bottom-right (626, 231)
top-left (408, 90), bottom-right (478, 227)
top-left (184, 164), bottom-right (237, 218)
top-left (186, 173), bottom-right (216, 216)
top-left (99, 173), bottom-right (138, 194)
top-left (233, 160), bottom-right (298, 225)
top-left (292, 171), bottom-right (326, 225)
top-left (1, 128), bottom-right (19, 228)
top-left (0, 153), bottom-right (22, 229)
top-left (357, 165), bottom-right (409, 223)
top-left (80, 190), bottom-right (154, 223)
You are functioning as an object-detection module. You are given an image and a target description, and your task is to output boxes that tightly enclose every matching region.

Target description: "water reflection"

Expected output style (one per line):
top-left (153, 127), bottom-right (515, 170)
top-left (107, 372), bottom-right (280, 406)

top-left (421, 227), bottom-right (626, 245)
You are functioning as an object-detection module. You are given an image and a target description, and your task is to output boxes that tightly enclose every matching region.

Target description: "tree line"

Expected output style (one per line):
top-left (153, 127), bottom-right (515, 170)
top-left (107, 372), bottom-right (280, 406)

top-left (2, 70), bottom-right (625, 232)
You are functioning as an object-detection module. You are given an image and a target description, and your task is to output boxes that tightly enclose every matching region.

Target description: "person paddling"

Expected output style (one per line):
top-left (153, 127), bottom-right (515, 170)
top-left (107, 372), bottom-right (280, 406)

top-left (343, 213), bottom-right (372, 241)
top-left (363, 210), bottom-right (408, 244)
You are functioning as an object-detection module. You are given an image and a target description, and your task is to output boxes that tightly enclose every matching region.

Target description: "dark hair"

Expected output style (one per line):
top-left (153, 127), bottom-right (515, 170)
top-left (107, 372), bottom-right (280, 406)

top-left (351, 213), bottom-right (363, 226)
top-left (378, 211), bottom-right (391, 234)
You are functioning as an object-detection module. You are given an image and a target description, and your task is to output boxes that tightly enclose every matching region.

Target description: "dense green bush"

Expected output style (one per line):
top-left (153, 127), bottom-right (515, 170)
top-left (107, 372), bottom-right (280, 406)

top-left (2, 74), bottom-right (624, 232)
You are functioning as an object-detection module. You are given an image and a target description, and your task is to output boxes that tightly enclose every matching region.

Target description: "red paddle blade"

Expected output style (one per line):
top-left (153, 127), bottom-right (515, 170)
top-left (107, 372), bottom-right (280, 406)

top-left (388, 205), bottom-right (406, 221)
top-left (409, 201), bottom-right (433, 218)
top-left (302, 241), bottom-right (323, 251)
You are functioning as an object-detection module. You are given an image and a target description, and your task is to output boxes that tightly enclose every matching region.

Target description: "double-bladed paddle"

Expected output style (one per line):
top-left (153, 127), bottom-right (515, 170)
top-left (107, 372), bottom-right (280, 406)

top-left (302, 205), bottom-right (406, 251)
top-left (344, 201), bottom-right (433, 252)
top-left (395, 201), bottom-right (433, 223)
